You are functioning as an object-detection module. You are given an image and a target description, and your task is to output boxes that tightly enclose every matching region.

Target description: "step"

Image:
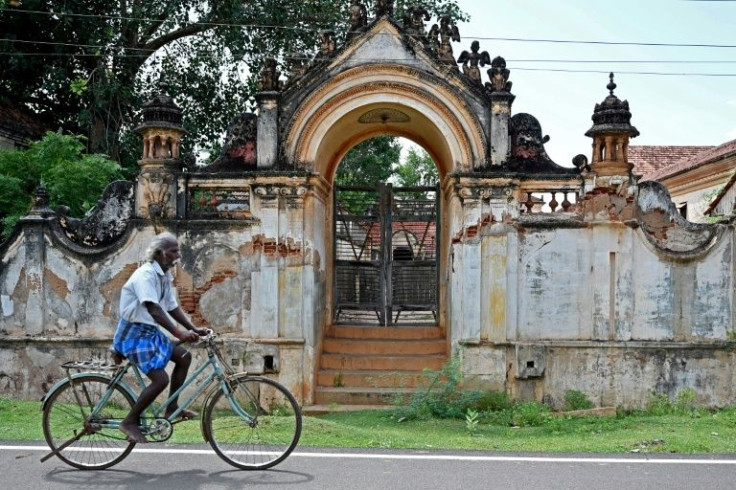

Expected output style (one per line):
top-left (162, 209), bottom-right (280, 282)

top-left (316, 369), bottom-right (432, 388)
top-left (327, 325), bottom-right (443, 340)
top-left (314, 386), bottom-right (418, 406)
top-left (320, 353), bottom-right (446, 371)
top-left (322, 338), bottom-right (447, 356)
top-left (302, 404), bottom-right (395, 415)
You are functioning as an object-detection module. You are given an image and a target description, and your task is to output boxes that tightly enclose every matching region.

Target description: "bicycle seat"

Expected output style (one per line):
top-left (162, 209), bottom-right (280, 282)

top-left (109, 347), bottom-right (125, 365)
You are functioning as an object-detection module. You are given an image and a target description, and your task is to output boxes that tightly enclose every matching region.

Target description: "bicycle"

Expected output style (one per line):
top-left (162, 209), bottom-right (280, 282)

top-left (39, 329), bottom-right (302, 471)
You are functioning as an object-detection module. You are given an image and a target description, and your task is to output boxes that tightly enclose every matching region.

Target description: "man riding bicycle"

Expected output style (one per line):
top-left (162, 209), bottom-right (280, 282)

top-left (112, 232), bottom-right (208, 443)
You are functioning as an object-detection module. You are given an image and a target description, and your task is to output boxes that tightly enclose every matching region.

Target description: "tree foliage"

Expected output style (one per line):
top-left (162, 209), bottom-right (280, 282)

top-left (0, 132), bottom-right (122, 240)
top-left (0, 0), bottom-right (467, 169)
top-left (335, 136), bottom-right (438, 188)
top-left (335, 135), bottom-right (402, 187)
top-left (395, 145), bottom-right (439, 187)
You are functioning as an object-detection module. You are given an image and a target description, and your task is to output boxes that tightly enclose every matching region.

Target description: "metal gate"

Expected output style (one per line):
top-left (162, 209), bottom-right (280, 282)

top-left (333, 184), bottom-right (439, 326)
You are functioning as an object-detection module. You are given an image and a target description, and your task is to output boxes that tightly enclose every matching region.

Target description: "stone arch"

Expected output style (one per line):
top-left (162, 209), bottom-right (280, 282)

top-left (284, 64), bottom-right (487, 180)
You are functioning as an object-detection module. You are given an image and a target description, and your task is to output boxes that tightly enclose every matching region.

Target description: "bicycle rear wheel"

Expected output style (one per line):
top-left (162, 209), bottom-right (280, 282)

top-left (204, 376), bottom-right (302, 470)
top-left (42, 374), bottom-right (136, 470)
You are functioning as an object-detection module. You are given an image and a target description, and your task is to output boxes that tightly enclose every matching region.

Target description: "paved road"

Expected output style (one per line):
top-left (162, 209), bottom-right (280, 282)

top-left (2, 443), bottom-right (736, 490)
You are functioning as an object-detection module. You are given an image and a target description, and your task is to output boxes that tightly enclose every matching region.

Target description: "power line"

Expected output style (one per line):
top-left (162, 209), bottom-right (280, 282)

top-left (2, 52), bottom-right (735, 76)
top-left (3, 8), bottom-right (736, 49)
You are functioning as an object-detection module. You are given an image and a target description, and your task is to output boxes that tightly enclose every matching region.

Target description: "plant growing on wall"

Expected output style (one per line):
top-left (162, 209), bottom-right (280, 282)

top-left (0, 132), bottom-right (122, 240)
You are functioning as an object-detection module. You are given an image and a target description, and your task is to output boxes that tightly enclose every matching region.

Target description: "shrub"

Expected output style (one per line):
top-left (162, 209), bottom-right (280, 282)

top-left (511, 401), bottom-right (552, 427)
top-left (564, 389), bottom-right (594, 411)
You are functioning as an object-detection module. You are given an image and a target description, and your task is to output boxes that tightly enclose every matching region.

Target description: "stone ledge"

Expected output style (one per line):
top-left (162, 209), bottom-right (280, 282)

top-left (460, 339), bottom-right (736, 350)
top-left (553, 407), bottom-right (617, 418)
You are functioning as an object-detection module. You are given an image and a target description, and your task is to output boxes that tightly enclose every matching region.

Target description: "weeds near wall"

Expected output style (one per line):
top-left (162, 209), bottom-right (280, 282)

top-left (563, 389), bottom-right (594, 411)
top-left (646, 388), bottom-right (702, 417)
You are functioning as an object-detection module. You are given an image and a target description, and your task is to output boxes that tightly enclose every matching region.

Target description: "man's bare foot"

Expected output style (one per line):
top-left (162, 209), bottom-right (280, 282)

top-left (119, 421), bottom-right (147, 443)
top-left (165, 407), bottom-right (198, 421)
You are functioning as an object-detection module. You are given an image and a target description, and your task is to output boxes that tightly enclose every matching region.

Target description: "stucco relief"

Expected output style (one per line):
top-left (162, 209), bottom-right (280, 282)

top-left (139, 172), bottom-right (174, 219)
top-left (636, 181), bottom-right (722, 256)
top-left (283, 63), bottom-right (487, 172)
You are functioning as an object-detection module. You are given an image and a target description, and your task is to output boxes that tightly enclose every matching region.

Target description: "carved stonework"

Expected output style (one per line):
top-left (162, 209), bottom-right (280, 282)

top-left (375, 0), bottom-right (394, 17)
top-left (205, 112), bottom-right (257, 173)
top-left (458, 41), bottom-right (490, 84)
top-left (139, 172), bottom-right (175, 219)
top-left (457, 185), bottom-right (514, 202)
top-left (254, 185), bottom-right (308, 199)
top-left (55, 181), bottom-right (134, 248)
top-left (358, 108), bottom-right (410, 124)
top-left (285, 52), bottom-right (309, 85)
top-left (403, 5), bottom-right (430, 38)
top-left (347, 0), bottom-right (368, 39)
top-left (432, 15), bottom-right (460, 68)
top-left (635, 181), bottom-right (720, 255)
top-left (319, 30), bottom-right (337, 58)
top-left (485, 56), bottom-right (512, 93)
top-left (505, 113), bottom-right (578, 175)
top-left (258, 58), bottom-right (282, 92)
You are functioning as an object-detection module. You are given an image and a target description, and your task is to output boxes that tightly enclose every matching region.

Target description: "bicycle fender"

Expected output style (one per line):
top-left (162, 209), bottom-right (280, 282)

top-left (41, 373), bottom-right (137, 411)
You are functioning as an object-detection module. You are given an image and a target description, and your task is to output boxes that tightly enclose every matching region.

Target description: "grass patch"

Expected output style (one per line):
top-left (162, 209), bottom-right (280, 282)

top-left (5, 396), bottom-right (736, 454)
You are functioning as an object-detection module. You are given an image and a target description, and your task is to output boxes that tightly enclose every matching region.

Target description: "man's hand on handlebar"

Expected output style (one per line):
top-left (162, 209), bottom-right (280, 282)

top-left (176, 329), bottom-right (201, 343)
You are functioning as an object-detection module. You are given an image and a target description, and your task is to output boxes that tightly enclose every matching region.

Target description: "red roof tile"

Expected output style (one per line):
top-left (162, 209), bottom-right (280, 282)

top-left (628, 145), bottom-right (715, 180)
top-left (639, 139), bottom-right (736, 182)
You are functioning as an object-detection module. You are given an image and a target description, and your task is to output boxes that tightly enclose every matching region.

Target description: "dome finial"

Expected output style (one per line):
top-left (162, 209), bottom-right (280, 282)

top-left (607, 72), bottom-right (616, 95)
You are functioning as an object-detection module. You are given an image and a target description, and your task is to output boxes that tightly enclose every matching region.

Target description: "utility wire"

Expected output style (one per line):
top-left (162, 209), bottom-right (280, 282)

top-left (3, 8), bottom-right (736, 49)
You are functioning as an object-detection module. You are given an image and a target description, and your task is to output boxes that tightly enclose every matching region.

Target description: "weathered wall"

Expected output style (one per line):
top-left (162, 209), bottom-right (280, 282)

top-left (0, 175), bottom-right (329, 403)
top-left (450, 178), bottom-right (735, 408)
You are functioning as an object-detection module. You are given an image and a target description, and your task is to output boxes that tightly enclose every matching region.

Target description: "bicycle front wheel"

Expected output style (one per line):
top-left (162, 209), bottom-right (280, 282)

top-left (204, 376), bottom-right (302, 470)
top-left (42, 374), bottom-right (135, 470)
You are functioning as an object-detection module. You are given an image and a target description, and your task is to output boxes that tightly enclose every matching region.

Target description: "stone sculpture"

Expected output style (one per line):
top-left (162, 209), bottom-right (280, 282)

top-left (348, 0), bottom-right (368, 37)
top-left (436, 15), bottom-right (460, 68)
top-left (258, 58), bottom-right (281, 92)
top-left (457, 41), bottom-right (490, 84)
top-left (375, 0), bottom-right (394, 17)
top-left (485, 56), bottom-right (512, 93)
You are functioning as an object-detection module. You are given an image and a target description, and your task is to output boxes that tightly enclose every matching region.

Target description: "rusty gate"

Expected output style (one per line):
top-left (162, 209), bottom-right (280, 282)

top-left (333, 184), bottom-right (439, 326)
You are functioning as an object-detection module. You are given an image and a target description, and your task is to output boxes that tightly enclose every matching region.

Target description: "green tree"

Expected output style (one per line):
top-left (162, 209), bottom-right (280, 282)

top-left (0, 132), bottom-right (122, 240)
top-left (0, 1), bottom-right (468, 168)
top-left (395, 146), bottom-right (438, 187)
top-left (335, 135), bottom-right (402, 187)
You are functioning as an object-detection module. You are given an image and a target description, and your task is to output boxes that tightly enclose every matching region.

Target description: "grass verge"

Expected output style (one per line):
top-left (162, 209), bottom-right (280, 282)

top-left (4, 396), bottom-right (736, 454)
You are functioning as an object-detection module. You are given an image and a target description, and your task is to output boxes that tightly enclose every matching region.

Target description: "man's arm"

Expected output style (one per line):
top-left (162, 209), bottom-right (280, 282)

top-left (144, 302), bottom-right (200, 342)
top-left (169, 307), bottom-right (209, 336)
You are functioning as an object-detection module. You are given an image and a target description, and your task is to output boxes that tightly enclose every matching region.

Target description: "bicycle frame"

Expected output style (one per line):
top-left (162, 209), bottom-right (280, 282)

top-left (56, 337), bottom-right (254, 434)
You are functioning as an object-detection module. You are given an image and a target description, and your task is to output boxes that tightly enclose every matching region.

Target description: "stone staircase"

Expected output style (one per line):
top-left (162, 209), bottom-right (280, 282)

top-left (305, 325), bottom-right (447, 414)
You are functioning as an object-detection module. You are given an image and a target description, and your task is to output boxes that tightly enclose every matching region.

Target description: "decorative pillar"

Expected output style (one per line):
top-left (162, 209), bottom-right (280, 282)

top-left (486, 56), bottom-right (515, 167)
top-left (18, 187), bottom-right (53, 335)
top-left (134, 81), bottom-right (186, 220)
top-left (256, 92), bottom-right (280, 169)
top-left (584, 73), bottom-right (639, 183)
top-left (256, 58), bottom-right (282, 169)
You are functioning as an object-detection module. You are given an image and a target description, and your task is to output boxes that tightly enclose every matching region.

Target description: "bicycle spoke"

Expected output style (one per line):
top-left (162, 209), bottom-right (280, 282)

top-left (204, 376), bottom-right (301, 470)
top-left (43, 375), bottom-right (136, 470)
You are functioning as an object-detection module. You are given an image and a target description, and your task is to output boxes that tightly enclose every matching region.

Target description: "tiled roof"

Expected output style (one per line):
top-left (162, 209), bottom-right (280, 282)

top-left (640, 139), bottom-right (736, 182)
top-left (628, 145), bottom-right (715, 180)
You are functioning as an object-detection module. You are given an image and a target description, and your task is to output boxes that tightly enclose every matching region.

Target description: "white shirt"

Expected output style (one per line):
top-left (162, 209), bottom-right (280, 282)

top-left (119, 261), bottom-right (178, 326)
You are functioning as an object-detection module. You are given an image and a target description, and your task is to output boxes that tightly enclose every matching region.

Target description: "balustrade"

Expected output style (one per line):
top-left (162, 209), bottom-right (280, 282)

top-left (519, 190), bottom-right (579, 214)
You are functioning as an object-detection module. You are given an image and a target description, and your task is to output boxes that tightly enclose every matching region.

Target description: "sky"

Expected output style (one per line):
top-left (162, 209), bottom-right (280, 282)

top-left (442, 0), bottom-right (736, 166)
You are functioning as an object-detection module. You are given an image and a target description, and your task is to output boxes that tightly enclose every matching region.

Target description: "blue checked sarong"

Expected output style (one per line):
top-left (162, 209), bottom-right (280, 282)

top-left (112, 319), bottom-right (173, 374)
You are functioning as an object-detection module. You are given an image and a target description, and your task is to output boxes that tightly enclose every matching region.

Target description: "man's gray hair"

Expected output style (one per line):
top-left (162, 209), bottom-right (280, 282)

top-left (145, 232), bottom-right (178, 261)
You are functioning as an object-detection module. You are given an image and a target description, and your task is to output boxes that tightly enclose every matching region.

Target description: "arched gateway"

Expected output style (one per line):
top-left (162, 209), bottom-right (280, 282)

top-left (2, 9), bottom-right (734, 412)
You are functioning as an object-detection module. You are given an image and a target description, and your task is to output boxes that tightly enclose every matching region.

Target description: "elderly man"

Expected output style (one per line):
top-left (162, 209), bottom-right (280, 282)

top-left (112, 232), bottom-right (208, 443)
